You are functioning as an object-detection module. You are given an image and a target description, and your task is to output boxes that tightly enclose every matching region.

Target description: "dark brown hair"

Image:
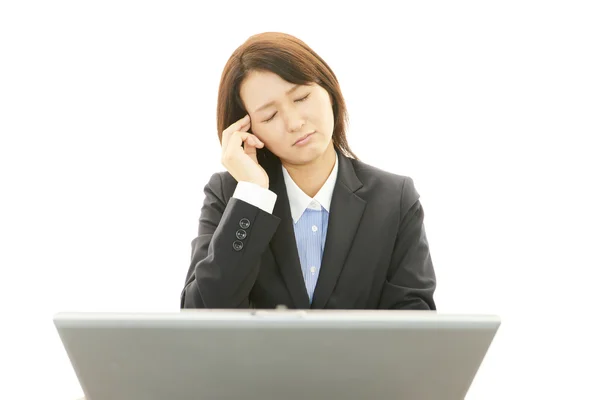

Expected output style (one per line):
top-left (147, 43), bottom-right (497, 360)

top-left (216, 32), bottom-right (358, 165)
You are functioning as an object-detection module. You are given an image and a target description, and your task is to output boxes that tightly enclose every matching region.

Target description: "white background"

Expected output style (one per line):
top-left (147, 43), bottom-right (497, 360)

top-left (1, 1), bottom-right (599, 399)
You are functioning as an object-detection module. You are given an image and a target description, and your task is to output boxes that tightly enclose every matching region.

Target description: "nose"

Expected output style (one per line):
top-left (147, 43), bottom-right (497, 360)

top-left (284, 107), bottom-right (305, 133)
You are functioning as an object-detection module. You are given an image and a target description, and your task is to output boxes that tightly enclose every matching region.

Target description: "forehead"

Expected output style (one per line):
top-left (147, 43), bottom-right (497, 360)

top-left (240, 70), bottom-right (301, 112)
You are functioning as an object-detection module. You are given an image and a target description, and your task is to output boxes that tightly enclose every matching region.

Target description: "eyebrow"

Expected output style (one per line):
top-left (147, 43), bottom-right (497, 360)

top-left (253, 84), bottom-right (301, 113)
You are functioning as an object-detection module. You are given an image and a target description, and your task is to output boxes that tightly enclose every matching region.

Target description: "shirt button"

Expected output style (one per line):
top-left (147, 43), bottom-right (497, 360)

top-left (232, 241), bottom-right (244, 251)
top-left (310, 266), bottom-right (316, 274)
top-left (312, 225), bottom-right (318, 232)
top-left (236, 229), bottom-right (247, 240)
top-left (239, 218), bottom-right (250, 229)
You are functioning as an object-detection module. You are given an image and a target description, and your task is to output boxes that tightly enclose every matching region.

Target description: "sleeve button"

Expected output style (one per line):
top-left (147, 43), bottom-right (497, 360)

top-left (239, 218), bottom-right (251, 229)
top-left (233, 241), bottom-right (244, 251)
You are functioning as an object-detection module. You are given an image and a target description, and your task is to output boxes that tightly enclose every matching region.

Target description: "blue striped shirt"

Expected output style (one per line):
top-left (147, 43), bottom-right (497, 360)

top-left (282, 153), bottom-right (338, 304)
top-left (293, 204), bottom-right (329, 303)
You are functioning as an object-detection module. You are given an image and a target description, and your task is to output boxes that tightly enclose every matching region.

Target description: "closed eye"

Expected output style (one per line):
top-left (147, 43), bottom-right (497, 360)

top-left (262, 93), bottom-right (310, 123)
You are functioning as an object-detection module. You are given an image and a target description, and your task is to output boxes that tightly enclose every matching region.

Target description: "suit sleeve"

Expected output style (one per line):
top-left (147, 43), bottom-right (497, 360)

top-left (180, 173), bottom-right (281, 309)
top-left (378, 177), bottom-right (437, 310)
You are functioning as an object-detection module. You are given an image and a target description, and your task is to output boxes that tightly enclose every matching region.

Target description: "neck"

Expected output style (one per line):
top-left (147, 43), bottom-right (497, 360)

top-left (281, 143), bottom-right (336, 198)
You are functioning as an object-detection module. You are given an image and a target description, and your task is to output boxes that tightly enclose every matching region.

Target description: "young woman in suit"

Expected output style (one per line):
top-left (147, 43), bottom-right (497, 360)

top-left (180, 32), bottom-right (437, 310)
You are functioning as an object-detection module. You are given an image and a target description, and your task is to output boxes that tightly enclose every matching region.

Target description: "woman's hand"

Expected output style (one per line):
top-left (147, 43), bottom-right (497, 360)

top-left (221, 115), bottom-right (269, 189)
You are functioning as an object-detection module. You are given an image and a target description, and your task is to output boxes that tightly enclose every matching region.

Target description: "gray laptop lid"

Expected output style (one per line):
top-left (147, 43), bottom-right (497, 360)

top-left (54, 310), bottom-right (500, 400)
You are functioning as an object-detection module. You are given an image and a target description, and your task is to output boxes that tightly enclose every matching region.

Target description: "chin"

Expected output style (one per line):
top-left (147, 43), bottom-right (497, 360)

top-left (288, 146), bottom-right (328, 165)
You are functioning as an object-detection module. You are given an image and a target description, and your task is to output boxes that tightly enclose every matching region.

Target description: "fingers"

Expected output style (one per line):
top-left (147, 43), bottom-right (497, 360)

top-left (222, 115), bottom-right (251, 148)
top-left (243, 136), bottom-right (264, 158)
top-left (229, 131), bottom-right (264, 149)
top-left (222, 130), bottom-right (264, 160)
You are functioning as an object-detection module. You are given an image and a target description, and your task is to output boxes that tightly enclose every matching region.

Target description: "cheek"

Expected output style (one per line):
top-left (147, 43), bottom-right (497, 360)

top-left (313, 97), bottom-right (333, 125)
top-left (315, 105), bottom-right (334, 131)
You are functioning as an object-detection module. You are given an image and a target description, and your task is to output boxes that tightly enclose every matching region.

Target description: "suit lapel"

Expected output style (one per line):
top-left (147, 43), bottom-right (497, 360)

top-left (268, 160), bottom-right (311, 309)
top-left (311, 152), bottom-right (366, 309)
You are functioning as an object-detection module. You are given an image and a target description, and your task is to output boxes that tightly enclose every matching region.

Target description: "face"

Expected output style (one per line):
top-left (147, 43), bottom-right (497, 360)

top-left (239, 70), bottom-right (335, 166)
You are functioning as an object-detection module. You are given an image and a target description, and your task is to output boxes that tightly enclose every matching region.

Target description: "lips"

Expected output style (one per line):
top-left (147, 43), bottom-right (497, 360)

top-left (294, 132), bottom-right (315, 145)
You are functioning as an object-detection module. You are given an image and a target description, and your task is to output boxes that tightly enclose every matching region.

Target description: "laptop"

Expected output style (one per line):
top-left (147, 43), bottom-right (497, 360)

top-left (54, 310), bottom-right (500, 400)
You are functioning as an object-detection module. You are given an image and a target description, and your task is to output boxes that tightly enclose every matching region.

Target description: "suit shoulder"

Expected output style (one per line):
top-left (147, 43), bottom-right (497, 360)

top-left (350, 158), bottom-right (415, 191)
top-left (350, 158), bottom-right (420, 212)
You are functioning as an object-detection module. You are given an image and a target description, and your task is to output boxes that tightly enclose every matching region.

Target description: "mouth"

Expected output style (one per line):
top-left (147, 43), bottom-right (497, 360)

top-left (293, 132), bottom-right (315, 146)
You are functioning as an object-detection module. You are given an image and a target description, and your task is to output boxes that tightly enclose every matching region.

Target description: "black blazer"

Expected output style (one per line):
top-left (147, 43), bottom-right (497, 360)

top-left (180, 150), bottom-right (436, 310)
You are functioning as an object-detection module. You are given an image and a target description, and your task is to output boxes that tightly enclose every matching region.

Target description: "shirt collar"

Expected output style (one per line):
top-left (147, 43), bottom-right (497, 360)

top-left (282, 152), bottom-right (339, 223)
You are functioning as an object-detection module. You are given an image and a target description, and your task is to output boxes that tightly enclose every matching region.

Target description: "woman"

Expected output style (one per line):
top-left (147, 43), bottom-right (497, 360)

top-left (180, 32), bottom-right (436, 310)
